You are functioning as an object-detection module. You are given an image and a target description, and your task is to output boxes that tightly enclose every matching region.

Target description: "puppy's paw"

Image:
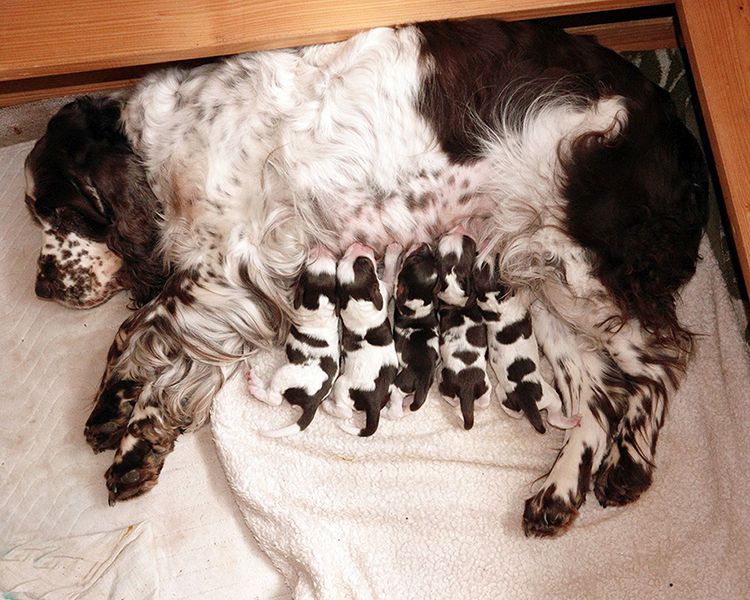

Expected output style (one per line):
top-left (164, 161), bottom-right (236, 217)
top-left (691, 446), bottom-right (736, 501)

top-left (244, 369), bottom-right (280, 405)
top-left (546, 410), bottom-right (582, 430)
top-left (85, 377), bottom-right (141, 453)
top-left (382, 389), bottom-right (406, 420)
top-left (441, 394), bottom-right (459, 408)
top-left (593, 441), bottom-right (653, 508)
top-left (476, 391), bottom-right (491, 409)
top-left (322, 399), bottom-right (353, 419)
top-left (523, 485), bottom-right (579, 538)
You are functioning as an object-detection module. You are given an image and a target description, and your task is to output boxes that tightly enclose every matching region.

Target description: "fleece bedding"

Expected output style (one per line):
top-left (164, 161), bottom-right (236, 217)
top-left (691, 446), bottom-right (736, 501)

top-left (211, 233), bottom-right (750, 600)
top-left (2, 130), bottom-right (749, 599)
top-left (0, 141), bottom-right (287, 600)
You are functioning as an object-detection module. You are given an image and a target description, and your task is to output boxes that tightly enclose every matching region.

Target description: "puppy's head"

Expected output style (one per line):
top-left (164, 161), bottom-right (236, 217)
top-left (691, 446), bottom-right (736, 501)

top-left (473, 254), bottom-right (506, 312)
top-left (436, 233), bottom-right (476, 307)
top-left (336, 243), bottom-right (384, 325)
top-left (24, 96), bottom-right (166, 309)
top-left (395, 243), bottom-right (438, 317)
top-left (293, 248), bottom-right (338, 320)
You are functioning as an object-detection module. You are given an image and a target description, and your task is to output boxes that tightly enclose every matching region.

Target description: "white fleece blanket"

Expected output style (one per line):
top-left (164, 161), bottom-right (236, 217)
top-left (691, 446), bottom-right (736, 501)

top-left (212, 239), bottom-right (750, 600)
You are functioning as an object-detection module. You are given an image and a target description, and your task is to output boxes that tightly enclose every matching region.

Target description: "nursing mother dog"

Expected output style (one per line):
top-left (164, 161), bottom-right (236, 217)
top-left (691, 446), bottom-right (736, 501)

top-left (23, 18), bottom-right (708, 536)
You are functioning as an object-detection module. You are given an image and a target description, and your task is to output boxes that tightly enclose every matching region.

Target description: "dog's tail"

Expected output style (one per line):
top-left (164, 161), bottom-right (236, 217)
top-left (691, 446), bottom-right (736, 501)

top-left (263, 403), bottom-right (320, 438)
top-left (460, 389), bottom-right (475, 430)
top-left (504, 381), bottom-right (546, 434)
top-left (410, 379), bottom-right (431, 412)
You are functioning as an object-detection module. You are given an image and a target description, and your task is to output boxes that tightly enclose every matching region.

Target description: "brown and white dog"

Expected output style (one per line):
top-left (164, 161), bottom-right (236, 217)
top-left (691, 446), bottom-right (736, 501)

top-left (246, 247), bottom-right (339, 436)
top-left (24, 19), bottom-right (708, 535)
top-left (326, 243), bottom-right (399, 437)
top-left (436, 231), bottom-right (492, 430)
top-left (389, 243), bottom-right (440, 417)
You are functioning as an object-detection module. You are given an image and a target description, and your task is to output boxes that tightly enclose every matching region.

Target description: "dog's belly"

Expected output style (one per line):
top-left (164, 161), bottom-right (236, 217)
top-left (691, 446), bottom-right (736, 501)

top-left (312, 162), bottom-right (495, 254)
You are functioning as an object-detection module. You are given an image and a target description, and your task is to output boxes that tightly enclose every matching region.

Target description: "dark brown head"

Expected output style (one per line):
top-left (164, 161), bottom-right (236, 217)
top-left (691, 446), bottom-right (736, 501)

top-left (437, 233), bottom-right (477, 308)
top-left (24, 96), bottom-right (166, 309)
top-left (293, 250), bottom-right (338, 317)
top-left (395, 243), bottom-right (439, 317)
top-left (336, 243), bottom-right (385, 325)
top-left (473, 254), bottom-right (506, 311)
top-left (562, 94), bottom-right (709, 344)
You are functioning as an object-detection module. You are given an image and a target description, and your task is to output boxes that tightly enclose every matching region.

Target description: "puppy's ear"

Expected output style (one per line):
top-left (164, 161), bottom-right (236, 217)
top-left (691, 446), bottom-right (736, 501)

top-left (371, 279), bottom-right (384, 312)
top-left (293, 275), bottom-right (305, 310)
top-left (396, 281), bottom-right (406, 306)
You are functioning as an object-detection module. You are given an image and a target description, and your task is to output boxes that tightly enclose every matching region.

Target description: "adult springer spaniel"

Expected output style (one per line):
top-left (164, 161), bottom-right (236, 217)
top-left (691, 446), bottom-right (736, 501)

top-left (23, 19), bottom-right (708, 536)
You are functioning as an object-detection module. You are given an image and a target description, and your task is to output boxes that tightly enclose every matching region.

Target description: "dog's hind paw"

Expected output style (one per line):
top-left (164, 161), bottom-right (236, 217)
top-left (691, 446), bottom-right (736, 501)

top-left (593, 441), bottom-right (653, 507)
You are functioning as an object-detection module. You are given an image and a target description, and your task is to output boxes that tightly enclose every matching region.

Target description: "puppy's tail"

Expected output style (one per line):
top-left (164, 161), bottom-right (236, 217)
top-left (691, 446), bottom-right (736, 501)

top-left (460, 390), bottom-right (475, 430)
top-left (410, 380), bottom-right (431, 412)
top-left (263, 403), bottom-right (320, 438)
top-left (504, 381), bottom-right (546, 434)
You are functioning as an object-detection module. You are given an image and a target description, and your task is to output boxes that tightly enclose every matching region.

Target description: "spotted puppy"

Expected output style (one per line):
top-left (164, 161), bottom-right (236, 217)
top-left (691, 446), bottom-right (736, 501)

top-left (388, 243), bottom-right (440, 418)
top-left (474, 256), bottom-right (580, 433)
top-left (436, 231), bottom-right (491, 430)
top-left (246, 248), bottom-right (339, 436)
top-left (325, 243), bottom-right (398, 437)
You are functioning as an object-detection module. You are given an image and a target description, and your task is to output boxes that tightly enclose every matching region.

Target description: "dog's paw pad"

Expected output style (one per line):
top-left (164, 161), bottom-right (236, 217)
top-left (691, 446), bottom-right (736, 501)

top-left (85, 420), bottom-right (126, 453)
top-left (594, 445), bottom-right (653, 508)
top-left (522, 487), bottom-right (579, 537)
top-left (105, 438), bottom-right (166, 505)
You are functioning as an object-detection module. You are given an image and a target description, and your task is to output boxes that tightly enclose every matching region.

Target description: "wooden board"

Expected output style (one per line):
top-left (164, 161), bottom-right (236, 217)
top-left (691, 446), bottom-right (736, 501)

top-left (0, 0), bottom-right (671, 81)
top-left (0, 15), bottom-right (676, 108)
top-left (676, 0), bottom-right (750, 294)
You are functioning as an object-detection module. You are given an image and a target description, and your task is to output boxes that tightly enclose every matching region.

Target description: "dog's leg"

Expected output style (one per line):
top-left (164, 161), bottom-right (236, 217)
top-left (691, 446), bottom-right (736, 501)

top-left (99, 267), bottom-right (280, 504)
top-left (522, 306), bottom-right (622, 537)
top-left (84, 322), bottom-right (141, 452)
top-left (593, 321), bottom-right (686, 507)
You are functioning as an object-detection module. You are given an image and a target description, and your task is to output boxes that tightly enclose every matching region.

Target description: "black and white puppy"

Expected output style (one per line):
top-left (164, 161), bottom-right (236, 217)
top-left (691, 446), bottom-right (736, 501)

top-left (436, 230), bottom-right (492, 430)
top-left (474, 256), bottom-right (580, 433)
top-left (326, 243), bottom-right (399, 437)
top-left (247, 248), bottom-right (339, 436)
top-left (389, 242), bottom-right (440, 417)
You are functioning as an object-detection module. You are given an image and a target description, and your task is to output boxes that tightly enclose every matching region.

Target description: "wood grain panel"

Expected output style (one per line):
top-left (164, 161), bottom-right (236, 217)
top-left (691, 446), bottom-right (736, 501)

top-left (0, 15), bottom-right (676, 108)
top-left (0, 0), bottom-right (672, 81)
top-left (676, 0), bottom-right (750, 293)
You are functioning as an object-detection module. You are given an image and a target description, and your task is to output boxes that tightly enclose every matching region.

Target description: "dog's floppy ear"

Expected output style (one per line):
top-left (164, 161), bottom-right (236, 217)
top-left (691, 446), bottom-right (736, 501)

top-left (370, 278), bottom-right (384, 312)
top-left (293, 278), bottom-right (304, 310)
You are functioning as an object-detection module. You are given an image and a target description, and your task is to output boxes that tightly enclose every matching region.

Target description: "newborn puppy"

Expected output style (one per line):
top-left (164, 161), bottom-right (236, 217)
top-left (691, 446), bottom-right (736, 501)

top-left (389, 243), bottom-right (440, 417)
top-left (246, 247), bottom-right (339, 436)
top-left (473, 255), bottom-right (580, 433)
top-left (326, 243), bottom-right (398, 437)
top-left (436, 230), bottom-right (492, 430)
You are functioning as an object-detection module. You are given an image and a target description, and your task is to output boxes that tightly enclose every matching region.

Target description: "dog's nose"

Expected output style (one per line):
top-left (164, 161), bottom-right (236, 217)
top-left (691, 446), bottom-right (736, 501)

top-left (35, 277), bottom-right (54, 298)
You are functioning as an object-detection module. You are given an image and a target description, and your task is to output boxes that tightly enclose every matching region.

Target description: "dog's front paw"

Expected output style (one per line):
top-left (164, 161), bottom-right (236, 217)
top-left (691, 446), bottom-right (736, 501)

top-left (85, 377), bottom-right (141, 453)
top-left (105, 417), bottom-right (178, 505)
top-left (593, 441), bottom-right (653, 507)
top-left (522, 485), bottom-right (579, 537)
top-left (105, 439), bottom-right (164, 505)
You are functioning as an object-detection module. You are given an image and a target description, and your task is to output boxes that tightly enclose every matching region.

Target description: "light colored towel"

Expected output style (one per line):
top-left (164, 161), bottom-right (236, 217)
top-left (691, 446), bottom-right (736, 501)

top-left (212, 239), bottom-right (750, 600)
top-left (0, 522), bottom-right (157, 599)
